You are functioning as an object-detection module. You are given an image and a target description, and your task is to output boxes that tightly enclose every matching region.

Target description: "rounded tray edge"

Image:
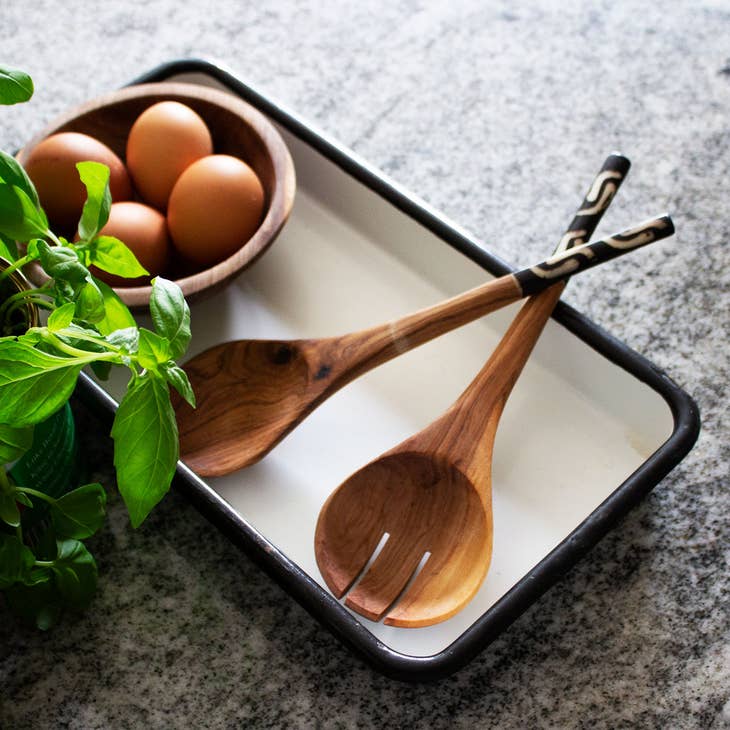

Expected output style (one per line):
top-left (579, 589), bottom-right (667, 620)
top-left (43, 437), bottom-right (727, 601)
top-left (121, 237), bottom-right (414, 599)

top-left (72, 57), bottom-right (702, 682)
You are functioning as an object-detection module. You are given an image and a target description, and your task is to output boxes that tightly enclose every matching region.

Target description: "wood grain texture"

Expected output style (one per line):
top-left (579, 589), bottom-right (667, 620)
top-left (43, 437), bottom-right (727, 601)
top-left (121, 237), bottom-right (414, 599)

top-left (174, 273), bottom-right (523, 475)
top-left (314, 291), bottom-right (559, 628)
top-left (316, 451), bottom-right (491, 626)
top-left (314, 156), bottom-right (639, 627)
top-left (16, 82), bottom-right (296, 309)
top-left (175, 213), bottom-right (673, 476)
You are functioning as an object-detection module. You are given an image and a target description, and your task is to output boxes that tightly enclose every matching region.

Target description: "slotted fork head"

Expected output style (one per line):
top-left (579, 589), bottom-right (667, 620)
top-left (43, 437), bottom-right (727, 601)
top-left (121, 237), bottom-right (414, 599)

top-left (315, 453), bottom-right (492, 627)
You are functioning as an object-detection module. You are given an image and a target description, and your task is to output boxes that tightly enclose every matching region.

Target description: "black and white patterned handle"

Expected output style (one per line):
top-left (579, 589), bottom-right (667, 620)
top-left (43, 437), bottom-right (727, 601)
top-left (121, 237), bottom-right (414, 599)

top-left (513, 215), bottom-right (674, 297)
top-left (556, 153), bottom-right (631, 255)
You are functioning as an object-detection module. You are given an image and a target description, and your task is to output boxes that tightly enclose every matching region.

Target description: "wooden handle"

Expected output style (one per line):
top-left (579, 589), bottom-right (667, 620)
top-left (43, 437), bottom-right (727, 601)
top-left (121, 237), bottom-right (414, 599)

top-left (487, 153), bottom-right (632, 393)
top-left (512, 214), bottom-right (673, 296)
top-left (527, 152), bottom-right (632, 306)
top-left (479, 153), bottom-right (632, 373)
top-left (402, 155), bottom-right (634, 472)
top-left (333, 213), bottom-right (673, 386)
top-left (486, 153), bottom-right (633, 404)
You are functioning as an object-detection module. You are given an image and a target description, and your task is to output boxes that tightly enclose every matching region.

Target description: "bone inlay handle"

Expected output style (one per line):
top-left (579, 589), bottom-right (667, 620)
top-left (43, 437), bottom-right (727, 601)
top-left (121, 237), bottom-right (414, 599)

top-left (512, 215), bottom-right (674, 297)
top-left (337, 214), bottom-right (674, 386)
top-left (556, 153), bottom-right (631, 254)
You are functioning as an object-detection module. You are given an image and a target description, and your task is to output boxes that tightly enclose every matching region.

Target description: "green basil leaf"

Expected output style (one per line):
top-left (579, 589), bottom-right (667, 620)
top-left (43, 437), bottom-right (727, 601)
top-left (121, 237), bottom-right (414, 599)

top-left (0, 491), bottom-right (21, 527)
top-left (0, 149), bottom-right (40, 209)
top-left (89, 361), bottom-right (112, 380)
top-left (163, 363), bottom-right (196, 408)
top-left (51, 538), bottom-right (97, 608)
top-left (0, 341), bottom-right (85, 427)
top-left (105, 326), bottom-right (139, 354)
top-left (0, 67), bottom-right (33, 105)
top-left (15, 491), bottom-right (32, 508)
top-left (0, 422), bottom-right (33, 462)
top-left (52, 324), bottom-right (108, 363)
top-left (149, 277), bottom-right (190, 360)
top-left (4, 578), bottom-right (61, 630)
top-left (44, 540), bottom-right (98, 608)
top-left (76, 161), bottom-right (111, 240)
top-left (50, 483), bottom-right (106, 539)
top-left (0, 183), bottom-right (47, 242)
top-left (36, 240), bottom-right (87, 284)
top-left (47, 302), bottom-right (76, 332)
top-left (16, 327), bottom-right (43, 346)
top-left (52, 279), bottom-right (75, 305)
top-left (0, 232), bottom-right (18, 261)
top-left (92, 276), bottom-right (136, 336)
top-left (59, 321), bottom-right (105, 340)
top-left (74, 277), bottom-right (105, 323)
top-left (25, 238), bottom-right (41, 259)
top-left (86, 235), bottom-right (148, 278)
top-left (112, 374), bottom-right (178, 528)
top-left (137, 328), bottom-right (170, 370)
top-left (0, 532), bottom-right (34, 588)
top-left (25, 565), bottom-right (52, 586)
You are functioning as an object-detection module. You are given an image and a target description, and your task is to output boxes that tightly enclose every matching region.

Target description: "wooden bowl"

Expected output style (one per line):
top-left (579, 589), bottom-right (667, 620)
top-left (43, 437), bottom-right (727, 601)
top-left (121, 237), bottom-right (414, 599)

top-left (17, 82), bottom-right (296, 309)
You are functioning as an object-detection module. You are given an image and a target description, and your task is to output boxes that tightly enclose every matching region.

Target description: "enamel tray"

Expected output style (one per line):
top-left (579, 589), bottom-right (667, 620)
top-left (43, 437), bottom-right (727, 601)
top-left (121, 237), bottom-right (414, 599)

top-left (75, 59), bottom-right (700, 681)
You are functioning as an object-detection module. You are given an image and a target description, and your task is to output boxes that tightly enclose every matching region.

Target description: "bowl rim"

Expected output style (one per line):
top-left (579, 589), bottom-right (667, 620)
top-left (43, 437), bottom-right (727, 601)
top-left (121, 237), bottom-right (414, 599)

top-left (17, 81), bottom-right (296, 309)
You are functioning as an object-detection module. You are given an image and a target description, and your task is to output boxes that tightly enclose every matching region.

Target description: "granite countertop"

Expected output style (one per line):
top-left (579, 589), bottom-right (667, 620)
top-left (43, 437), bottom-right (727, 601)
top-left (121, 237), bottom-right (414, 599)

top-left (0, 2), bottom-right (728, 728)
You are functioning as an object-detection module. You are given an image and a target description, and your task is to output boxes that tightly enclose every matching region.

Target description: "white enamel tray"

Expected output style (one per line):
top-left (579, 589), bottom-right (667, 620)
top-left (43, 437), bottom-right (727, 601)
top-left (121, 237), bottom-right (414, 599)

top-left (78, 59), bottom-right (699, 681)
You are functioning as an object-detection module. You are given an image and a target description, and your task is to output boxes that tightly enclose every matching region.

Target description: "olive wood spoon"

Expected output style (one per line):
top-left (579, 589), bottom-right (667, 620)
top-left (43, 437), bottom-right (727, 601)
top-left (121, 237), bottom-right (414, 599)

top-left (315, 158), bottom-right (660, 628)
top-left (175, 213), bottom-right (672, 477)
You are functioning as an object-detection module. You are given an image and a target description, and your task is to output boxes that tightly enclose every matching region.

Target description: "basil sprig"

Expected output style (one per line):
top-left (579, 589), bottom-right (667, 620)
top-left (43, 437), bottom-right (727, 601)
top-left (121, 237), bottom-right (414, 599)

top-left (0, 69), bottom-right (196, 628)
top-left (0, 67), bottom-right (33, 106)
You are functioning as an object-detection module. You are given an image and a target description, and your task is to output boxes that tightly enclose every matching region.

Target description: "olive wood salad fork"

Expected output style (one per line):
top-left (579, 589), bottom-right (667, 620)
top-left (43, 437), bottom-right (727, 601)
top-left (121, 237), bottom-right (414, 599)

top-left (174, 201), bottom-right (671, 478)
top-left (314, 155), bottom-right (663, 628)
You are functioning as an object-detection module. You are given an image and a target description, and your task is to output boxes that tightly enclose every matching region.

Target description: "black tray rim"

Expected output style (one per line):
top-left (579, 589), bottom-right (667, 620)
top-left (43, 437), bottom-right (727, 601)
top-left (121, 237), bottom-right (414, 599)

top-left (76, 57), bottom-right (701, 682)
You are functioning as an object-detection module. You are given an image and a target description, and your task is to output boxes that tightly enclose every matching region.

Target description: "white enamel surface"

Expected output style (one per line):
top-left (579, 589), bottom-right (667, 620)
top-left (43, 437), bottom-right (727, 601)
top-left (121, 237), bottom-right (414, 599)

top-left (100, 74), bottom-right (675, 658)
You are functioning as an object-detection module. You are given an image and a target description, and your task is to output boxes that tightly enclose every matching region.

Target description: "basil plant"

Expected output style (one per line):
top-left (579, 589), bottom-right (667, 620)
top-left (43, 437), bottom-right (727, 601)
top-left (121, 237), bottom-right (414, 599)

top-left (0, 66), bottom-right (194, 628)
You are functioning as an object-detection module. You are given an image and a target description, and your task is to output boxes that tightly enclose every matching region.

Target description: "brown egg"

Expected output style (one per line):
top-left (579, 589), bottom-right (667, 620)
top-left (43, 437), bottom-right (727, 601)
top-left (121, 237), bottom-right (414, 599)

top-left (126, 101), bottom-right (213, 210)
top-left (167, 155), bottom-right (265, 268)
top-left (23, 132), bottom-right (132, 234)
top-left (91, 202), bottom-right (170, 287)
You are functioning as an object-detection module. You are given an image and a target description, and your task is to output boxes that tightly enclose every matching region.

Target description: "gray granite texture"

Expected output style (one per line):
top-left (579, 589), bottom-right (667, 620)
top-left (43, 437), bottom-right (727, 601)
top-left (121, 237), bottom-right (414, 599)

top-left (0, 1), bottom-right (728, 728)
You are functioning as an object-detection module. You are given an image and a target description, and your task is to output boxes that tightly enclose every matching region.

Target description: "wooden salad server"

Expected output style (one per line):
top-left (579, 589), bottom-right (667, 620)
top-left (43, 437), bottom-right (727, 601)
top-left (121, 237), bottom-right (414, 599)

top-left (314, 155), bottom-right (648, 628)
top-left (175, 200), bottom-right (671, 477)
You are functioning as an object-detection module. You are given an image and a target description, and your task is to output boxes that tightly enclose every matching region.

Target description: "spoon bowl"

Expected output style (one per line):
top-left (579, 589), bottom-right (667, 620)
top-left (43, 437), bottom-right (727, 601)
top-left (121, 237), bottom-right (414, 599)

top-left (175, 205), bottom-right (671, 476)
top-left (316, 451), bottom-right (492, 627)
top-left (175, 338), bottom-right (317, 473)
top-left (314, 155), bottom-right (651, 626)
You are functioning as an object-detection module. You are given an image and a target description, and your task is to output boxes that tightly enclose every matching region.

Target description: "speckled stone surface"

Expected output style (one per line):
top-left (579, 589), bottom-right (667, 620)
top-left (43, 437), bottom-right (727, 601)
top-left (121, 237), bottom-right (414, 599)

top-left (0, 2), bottom-right (728, 728)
